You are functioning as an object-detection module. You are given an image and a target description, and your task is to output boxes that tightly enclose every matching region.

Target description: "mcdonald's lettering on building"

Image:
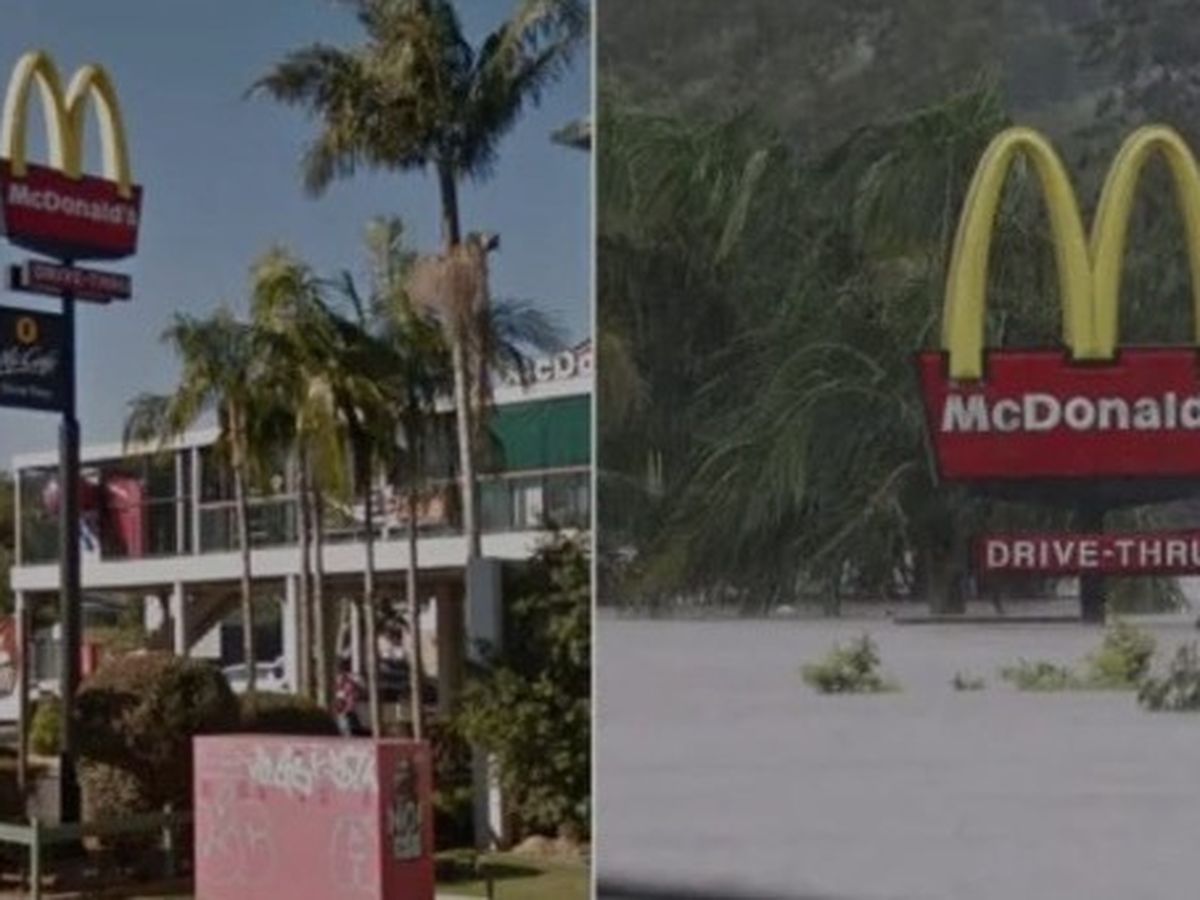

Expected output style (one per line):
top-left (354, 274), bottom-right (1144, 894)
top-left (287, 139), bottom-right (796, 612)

top-left (917, 125), bottom-right (1200, 483)
top-left (0, 52), bottom-right (141, 260)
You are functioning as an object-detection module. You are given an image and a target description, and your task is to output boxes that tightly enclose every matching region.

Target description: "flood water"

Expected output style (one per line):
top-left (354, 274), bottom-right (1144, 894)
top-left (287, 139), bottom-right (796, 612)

top-left (596, 613), bottom-right (1200, 900)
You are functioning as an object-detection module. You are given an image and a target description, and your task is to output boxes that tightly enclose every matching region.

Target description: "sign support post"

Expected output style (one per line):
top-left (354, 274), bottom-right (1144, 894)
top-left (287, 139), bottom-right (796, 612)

top-left (1076, 501), bottom-right (1107, 624)
top-left (57, 269), bottom-right (81, 824)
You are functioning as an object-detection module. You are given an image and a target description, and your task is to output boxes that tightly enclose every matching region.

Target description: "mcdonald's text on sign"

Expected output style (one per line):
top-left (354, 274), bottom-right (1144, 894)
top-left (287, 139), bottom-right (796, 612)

top-left (980, 532), bottom-right (1200, 575)
top-left (11, 259), bottom-right (131, 303)
top-left (0, 305), bottom-right (65, 412)
top-left (0, 52), bottom-right (141, 260)
top-left (918, 348), bottom-right (1200, 480)
top-left (920, 124), bottom-right (1200, 484)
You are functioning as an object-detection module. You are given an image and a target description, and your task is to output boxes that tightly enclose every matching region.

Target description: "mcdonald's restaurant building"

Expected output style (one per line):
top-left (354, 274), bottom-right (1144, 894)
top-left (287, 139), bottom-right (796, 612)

top-left (7, 343), bottom-right (591, 697)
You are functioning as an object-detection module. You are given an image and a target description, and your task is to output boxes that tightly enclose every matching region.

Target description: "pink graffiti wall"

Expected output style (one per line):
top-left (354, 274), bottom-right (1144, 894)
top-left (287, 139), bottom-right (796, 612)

top-left (194, 736), bottom-right (434, 900)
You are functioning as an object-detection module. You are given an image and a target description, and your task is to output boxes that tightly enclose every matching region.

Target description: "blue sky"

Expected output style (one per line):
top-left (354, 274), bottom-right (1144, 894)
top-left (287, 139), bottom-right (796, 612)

top-left (0, 1), bottom-right (591, 466)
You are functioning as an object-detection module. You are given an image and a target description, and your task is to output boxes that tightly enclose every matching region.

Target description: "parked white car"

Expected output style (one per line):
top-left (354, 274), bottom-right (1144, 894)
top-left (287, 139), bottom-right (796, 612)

top-left (222, 657), bottom-right (289, 694)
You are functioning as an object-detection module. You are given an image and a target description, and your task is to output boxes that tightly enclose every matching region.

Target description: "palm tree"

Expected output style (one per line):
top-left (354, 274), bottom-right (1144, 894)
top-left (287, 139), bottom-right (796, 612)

top-left (249, 248), bottom-right (349, 706)
top-left (252, 0), bottom-right (586, 708)
top-left (598, 86), bottom-right (1074, 613)
top-left (124, 309), bottom-right (270, 698)
top-left (309, 290), bottom-right (403, 736)
top-left (360, 217), bottom-right (454, 739)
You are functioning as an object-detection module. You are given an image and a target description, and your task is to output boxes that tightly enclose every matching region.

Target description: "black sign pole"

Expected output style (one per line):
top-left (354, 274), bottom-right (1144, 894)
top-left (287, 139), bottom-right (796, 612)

top-left (58, 261), bottom-right (81, 825)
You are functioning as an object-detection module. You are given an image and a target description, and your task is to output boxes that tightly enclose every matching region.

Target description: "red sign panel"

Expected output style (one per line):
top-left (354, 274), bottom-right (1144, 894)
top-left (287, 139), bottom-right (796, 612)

top-left (0, 160), bottom-right (141, 260)
top-left (11, 259), bottom-right (131, 302)
top-left (980, 531), bottom-right (1200, 575)
top-left (917, 348), bottom-right (1200, 480)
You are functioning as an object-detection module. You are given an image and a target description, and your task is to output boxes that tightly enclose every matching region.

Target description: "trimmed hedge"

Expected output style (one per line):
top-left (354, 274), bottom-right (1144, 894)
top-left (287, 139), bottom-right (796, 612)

top-left (76, 652), bottom-right (240, 819)
top-left (239, 691), bottom-right (338, 735)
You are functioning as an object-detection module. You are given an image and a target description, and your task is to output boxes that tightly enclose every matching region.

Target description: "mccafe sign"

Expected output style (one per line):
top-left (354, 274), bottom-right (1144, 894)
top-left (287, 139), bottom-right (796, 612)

top-left (0, 306), bottom-right (65, 411)
top-left (918, 125), bottom-right (1200, 483)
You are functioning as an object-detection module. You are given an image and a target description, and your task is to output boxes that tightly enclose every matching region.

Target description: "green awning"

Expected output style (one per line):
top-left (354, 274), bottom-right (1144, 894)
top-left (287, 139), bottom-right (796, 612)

top-left (487, 395), bottom-right (590, 472)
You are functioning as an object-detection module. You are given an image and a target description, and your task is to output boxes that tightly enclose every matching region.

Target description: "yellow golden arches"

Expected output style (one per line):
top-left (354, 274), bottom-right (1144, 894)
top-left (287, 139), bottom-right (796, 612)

top-left (0, 50), bottom-right (133, 198)
top-left (942, 128), bottom-right (1096, 380)
top-left (943, 124), bottom-right (1200, 380)
top-left (1090, 125), bottom-right (1200, 358)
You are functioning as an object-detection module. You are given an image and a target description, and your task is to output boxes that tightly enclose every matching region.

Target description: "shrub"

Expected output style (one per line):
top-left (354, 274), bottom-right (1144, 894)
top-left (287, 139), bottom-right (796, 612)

top-left (999, 659), bottom-right (1080, 691)
top-left (456, 534), bottom-right (591, 839)
top-left (30, 695), bottom-right (62, 756)
top-left (951, 671), bottom-right (986, 691)
top-left (75, 652), bottom-right (240, 818)
top-left (239, 692), bottom-right (338, 735)
top-left (428, 717), bottom-right (474, 850)
top-left (801, 634), bottom-right (897, 694)
top-left (1138, 643), bottom-right (1200, 711)
top-left (1085, 621), bottom-right (1156, 687)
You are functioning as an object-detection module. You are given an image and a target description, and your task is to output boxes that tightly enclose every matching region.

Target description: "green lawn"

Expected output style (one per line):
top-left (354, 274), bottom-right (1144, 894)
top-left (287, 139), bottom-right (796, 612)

top-left (438, 851), bottom-right (589, 900)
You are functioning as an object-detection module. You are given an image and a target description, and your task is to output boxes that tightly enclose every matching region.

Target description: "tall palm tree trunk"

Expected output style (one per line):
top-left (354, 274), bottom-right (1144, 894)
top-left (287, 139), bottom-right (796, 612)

top-left (232, 433), bottom-right (257, 703)
top-left (405, 468), bottom-right (426, 741)
top-left (312, 483), bottom-right (331, 708)
top-left (296, 449), bottom-right (314, 699)
top-left (451, 338), bottom-right (481, 561)
top-left (360, 446), bottom-right (383, 736)
top-left (438, 162), bottom-right (461, 248)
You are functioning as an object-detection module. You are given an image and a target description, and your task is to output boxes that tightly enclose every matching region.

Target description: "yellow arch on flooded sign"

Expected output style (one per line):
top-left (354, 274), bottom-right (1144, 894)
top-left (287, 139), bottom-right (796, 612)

top-left (1090, 126), bottom-right (1200, 358)
top-left (0, 50), bottom-right (133, 198)
top-left (943, 124), bottom-right (1200, 380)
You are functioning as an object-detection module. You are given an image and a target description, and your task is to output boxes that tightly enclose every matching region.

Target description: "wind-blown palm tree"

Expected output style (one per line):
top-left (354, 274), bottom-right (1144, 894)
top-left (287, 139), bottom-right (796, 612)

top-left (124, 309), bottom-right (270, 698)
top-left (252, 0), bottom-right (585, 708)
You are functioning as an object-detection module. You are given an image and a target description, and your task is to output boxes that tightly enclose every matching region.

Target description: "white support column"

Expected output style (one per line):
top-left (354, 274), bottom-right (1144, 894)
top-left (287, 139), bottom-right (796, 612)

top-left (170, 582), bottom-right (188, 657)
top-left (350, 600), bottom-right (363, 677)
top-left (190, 446), bottom-right (202, 554)
top-left (282, 576), bottom-right (299, 693)
top-left (13, 470), bottom-right (21, 564)
top-left (174, 449), bottom-right (186, 555)
top-left (15, 591), bottom-right (30, 795)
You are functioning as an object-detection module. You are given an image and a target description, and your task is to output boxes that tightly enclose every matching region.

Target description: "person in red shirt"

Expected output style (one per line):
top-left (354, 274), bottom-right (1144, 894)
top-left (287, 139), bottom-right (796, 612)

top-left (334, 662), bottom-right (365, 736)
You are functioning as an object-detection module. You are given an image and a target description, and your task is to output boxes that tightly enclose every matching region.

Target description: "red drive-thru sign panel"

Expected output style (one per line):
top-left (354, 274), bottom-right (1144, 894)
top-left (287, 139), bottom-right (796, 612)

top-left (980, 531), bottom-right (1200, 575)
top-left (11, 259), bottom-right (131, 302)
top-left (917, 348), bottom-right (1200, 480)
top-left (194, 737), bottom-right (434, 900)
top-left (0, 160), bottom-right (141, 260)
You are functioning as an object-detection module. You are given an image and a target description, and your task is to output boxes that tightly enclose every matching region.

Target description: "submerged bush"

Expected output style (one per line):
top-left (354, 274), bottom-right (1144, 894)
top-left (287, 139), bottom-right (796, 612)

top-left (1002, 622), bottom-right (1158, 692)
top-left (951, 671), bottom-right (986, 691)
top-left (1138, 643), bottom-right (1200, 712)
top-left (999, 659), bottom-right (1081, 691)
top-left (801, 635), bottom-right (897, 694)
top-left (1085, 621), bottom-right (1156, 688)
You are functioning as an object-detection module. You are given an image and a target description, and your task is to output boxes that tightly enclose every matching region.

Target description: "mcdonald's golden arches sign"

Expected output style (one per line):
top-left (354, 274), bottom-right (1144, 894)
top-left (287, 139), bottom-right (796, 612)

top-left (0, 51), bottom-right (141, 260)
top-left (918, 125), bottom-right (1200, 487)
